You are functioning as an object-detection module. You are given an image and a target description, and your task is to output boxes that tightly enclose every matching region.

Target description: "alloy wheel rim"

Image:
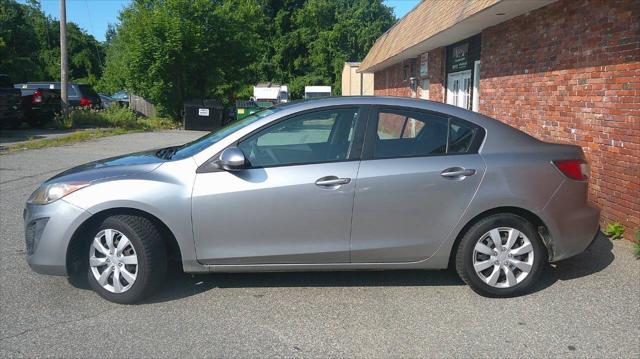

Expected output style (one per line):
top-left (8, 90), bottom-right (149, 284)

top-left (472, 227), bottom-right (534, 289)
top-left (89, 229), bottom-right (138, 293)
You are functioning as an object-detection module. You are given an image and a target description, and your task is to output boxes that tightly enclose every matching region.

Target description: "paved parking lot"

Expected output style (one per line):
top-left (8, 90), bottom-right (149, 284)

top-left (0, 131), bottom-right (638, 357)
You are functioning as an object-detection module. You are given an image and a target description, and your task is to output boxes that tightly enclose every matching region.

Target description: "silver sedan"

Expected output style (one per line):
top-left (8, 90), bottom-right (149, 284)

top-left (24, 97), bottom-right (600, 303)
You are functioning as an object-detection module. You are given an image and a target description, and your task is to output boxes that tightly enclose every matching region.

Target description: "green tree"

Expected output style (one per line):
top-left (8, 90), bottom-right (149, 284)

top-left (99, 0), bottom-right (394, 116)
top-left (99, 0), bottom-right (265, 117)
top-left (255, 0), bottom-right (395, 97)
top-left (0, 0), bottom-right (104, 85)
top-left (0, 0), bottom-right (44, 82)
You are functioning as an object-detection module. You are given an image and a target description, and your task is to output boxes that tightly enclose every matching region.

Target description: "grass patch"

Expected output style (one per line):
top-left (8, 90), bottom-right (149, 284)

top-left (1, 106), bottom-right (179, 154)
top-left (603, 221), bottom-right (625, 240)
top-left (57, 105), bottom-right (177, 131)
top-left (1, 128), bottom-right (132, 154)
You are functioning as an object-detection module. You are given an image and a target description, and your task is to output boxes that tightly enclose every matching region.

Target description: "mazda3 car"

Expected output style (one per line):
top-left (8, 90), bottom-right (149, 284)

top-left (24, 97), bottom-right (600, 303)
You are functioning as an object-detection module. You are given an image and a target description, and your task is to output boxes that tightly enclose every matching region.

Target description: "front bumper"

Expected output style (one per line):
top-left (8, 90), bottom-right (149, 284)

top-left (24, 199), bottom-right (92, 276)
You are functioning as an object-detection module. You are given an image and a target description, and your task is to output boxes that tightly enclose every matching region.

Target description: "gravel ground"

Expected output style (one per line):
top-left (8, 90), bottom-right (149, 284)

top-left (0, 130), bottom-right (638, 358)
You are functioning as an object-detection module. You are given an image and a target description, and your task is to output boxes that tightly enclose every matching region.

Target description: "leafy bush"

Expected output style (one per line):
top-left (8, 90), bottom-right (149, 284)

top-left (56, 105), bottom-right (177, 131)
top-left (603, 222), bottom-right (625, 240)
top-left (634, 229), bottom-right (639, 259)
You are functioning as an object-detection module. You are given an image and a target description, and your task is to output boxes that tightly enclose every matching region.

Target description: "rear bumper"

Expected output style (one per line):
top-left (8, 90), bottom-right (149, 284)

top-left (540, 179), bottom-right (600, 262)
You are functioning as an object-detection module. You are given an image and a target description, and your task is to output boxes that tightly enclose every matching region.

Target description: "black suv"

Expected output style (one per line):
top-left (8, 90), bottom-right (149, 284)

top-left (15, 82), bottom-right (101, 108)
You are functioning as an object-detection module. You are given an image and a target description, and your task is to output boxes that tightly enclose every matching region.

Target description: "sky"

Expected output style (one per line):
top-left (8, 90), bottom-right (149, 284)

top-left (25, 0), bottom-right (420, 42)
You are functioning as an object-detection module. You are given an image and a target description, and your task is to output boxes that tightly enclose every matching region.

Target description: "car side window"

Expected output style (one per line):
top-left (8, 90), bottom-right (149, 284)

top-left (238, 108), bottom-right (359, 168)
top-left (448, 120), bottom-right (479, 154)
top-left (374, 109), bottom-right (447, 159)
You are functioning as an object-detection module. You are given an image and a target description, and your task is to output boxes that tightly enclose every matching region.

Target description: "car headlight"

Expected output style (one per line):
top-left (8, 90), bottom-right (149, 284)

top-left (28, 182), bottom-right (90, 205)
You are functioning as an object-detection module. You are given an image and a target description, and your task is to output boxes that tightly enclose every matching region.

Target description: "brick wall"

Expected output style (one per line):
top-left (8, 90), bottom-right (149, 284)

top-left (372, 0), bottom-right (640, 234)
top-left (480, 0), bottom-right (639, 233)
top-left (374, 61), bottom-right (413, 97)
top-left (374, 47), bottom-right (445, 101)
top-left (423, 47), bottom-right (445, 102)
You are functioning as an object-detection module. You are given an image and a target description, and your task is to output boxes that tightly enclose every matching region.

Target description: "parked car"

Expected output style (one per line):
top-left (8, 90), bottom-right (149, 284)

top-left (111, 90), bottom-right (129, 104)
top-left (16, 82), bottom-right (101, 108)
top-left (0, 74), bottom-right (24, 129)
top-left (17, 86), bottom-right (61, 127)
top-left (24, 97), bottom-right (600, 303)
top-left (98, 93), bottom-right (116, 108)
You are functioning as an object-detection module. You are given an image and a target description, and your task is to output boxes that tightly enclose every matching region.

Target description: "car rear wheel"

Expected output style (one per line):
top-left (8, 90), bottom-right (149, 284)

top-left (86, 215), bottom-right (166, 304)
top-left (455, 213), bottom-right (547, 297)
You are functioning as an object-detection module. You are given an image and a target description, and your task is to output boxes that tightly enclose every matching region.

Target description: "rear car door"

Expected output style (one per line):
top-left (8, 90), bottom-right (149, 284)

top-left (350, 106), bottom-right (486, 263)
top-left (192, 106), bottom-right (366, 264)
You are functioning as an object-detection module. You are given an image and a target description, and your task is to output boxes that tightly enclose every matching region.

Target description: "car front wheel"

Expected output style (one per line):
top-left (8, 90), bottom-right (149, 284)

top-left (455, 213), bottom-right (547, 297)
top-left (86, 215), bottom-right (167, 304)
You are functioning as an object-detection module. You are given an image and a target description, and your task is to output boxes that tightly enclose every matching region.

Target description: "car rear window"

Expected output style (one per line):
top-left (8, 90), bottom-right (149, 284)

top-left (372, 108), bottom-right (484, 158)
top-left (374, 109), bottom-right (448, 159)
top-left (78, 84), bottom-right (98, 97)
top-left (448, 120), bottom-right (480, 154)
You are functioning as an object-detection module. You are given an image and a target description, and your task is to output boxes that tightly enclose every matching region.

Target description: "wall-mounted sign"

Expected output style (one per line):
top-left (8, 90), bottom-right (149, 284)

top-left (451, 43), bottom-right (469, 71)
top-left (446, 35), bottom-right (481, 73)
top-left (420, 53), bottom-right (429, 77)
top-left (198, 108), bottom-right (210, 117)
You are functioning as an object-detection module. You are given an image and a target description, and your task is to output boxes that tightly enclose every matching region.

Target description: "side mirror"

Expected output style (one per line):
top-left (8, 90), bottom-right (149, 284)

top-left (215, 147), bottom-right (245, 171)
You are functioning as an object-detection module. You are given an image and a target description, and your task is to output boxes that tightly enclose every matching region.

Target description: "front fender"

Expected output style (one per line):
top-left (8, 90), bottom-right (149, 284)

top-left (63, 161), bottom-right (199, 267)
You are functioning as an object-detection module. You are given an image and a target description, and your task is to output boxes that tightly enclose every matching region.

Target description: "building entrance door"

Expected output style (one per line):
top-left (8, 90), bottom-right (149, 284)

top-left (446, 70), bottom-right (471, 109)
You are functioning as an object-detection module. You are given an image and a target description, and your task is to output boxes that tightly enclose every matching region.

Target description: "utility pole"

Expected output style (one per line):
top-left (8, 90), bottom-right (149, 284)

top-left (60, 0), bottom-right (68, 118)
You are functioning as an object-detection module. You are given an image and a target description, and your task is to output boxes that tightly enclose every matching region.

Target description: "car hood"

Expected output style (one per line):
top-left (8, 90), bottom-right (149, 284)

top-left (47, 150), bottom-right (167, 184)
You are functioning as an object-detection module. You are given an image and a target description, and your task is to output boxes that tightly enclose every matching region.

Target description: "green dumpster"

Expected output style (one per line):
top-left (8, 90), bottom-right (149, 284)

top-left (235, 100), bottom-right (273, 120)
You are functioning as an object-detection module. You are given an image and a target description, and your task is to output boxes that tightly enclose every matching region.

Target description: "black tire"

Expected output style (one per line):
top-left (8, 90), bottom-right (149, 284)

top-left (455, 213), bottom-right (547, 297)
top-left (86, 215), bottom-right (167, 304)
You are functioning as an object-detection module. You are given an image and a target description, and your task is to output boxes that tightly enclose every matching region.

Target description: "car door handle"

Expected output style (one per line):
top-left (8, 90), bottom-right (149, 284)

top-left (441, 167), bottom-right (476, 179)
top-left (315, 176), bottom-right (351, 187)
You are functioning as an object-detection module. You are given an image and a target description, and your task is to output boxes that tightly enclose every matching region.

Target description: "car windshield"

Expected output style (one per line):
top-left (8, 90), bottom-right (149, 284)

top-left (170, 108), bottom-right (280, 160)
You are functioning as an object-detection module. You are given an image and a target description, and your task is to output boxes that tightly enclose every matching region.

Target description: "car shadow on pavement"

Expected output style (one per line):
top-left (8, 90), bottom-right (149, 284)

top-left (137, 232), bottom-right (614, 304)
top-left (143, 267), bottom-right (465, 304)
top-left (532, 231), bottom-right (614, 292)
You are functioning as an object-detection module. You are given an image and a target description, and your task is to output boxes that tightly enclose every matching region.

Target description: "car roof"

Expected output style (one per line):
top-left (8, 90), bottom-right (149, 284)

top-left (19, 82), bottom-right (90, 87)
top-left (275, 96), bottom-right (497, 126)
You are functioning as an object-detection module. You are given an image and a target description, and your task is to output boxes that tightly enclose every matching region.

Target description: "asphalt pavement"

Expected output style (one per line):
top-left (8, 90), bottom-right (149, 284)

top-left (0, 130), bottom-right (638, 358)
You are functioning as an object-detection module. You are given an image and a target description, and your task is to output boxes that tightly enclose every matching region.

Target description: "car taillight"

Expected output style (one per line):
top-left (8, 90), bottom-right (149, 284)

top-left (79, 97), bottom-right (91, 107)
top-left (553, 159), bottom-right (589, 181)
top-left (32, 90), bottom-right (42, 104)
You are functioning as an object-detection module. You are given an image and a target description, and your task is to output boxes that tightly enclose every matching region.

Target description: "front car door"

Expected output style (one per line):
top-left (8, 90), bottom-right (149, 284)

top-left (192, 106), bottom-right (366, 264)
top-left (351, 106), bottom-right (486, 263)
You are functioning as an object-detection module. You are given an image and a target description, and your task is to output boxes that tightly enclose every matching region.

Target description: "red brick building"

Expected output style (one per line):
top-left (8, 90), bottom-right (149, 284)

top-left (359, 0), bottom-right (639, 235)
